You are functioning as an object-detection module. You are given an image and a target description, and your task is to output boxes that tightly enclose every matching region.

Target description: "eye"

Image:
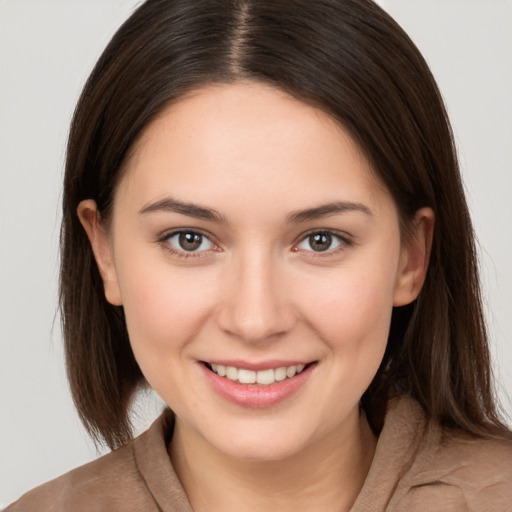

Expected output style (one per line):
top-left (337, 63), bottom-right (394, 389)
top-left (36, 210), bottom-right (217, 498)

top-left (164, 230), bottom-right (216, 254)
top-left (295, 231), bottom-right (347, 253)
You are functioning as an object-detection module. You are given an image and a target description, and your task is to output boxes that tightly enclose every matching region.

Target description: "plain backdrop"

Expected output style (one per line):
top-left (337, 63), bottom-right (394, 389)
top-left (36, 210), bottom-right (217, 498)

top-left (1, 0), bottom-right (511, 506)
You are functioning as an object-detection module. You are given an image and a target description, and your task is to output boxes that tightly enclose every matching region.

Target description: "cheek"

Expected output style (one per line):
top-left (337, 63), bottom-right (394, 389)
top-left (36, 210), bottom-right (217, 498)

top-left (116, 260), bottom-right (217, 363)
top-left (293, 253), bottom-right (399, 354)
top-left (296, 264), bottom-right (397, 405)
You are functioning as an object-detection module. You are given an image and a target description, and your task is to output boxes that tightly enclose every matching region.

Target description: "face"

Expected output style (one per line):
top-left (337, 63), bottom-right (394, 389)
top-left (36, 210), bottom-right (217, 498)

top-left (80, 83), bottom-right (431, 462)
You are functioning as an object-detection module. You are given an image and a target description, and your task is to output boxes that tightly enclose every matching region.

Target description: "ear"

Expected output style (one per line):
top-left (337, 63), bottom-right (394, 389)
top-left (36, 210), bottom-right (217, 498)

top-left (77, 200), bottom-right (123, 306)
top-left (393, 207), bottom-right (435, 307)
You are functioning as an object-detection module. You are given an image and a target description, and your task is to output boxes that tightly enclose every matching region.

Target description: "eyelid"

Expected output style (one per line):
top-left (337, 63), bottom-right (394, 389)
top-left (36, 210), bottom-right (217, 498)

top-left (293, 229), bottom-right (353, 255)
top-left (158, 228), bottom-right (220, 258)
top-left (156, 227), bottom-right (352, 258)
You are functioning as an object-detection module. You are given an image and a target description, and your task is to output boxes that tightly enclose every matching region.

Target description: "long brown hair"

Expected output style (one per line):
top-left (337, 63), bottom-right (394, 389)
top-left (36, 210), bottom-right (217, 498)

top-left (60, 0), bottom-right (510, 449)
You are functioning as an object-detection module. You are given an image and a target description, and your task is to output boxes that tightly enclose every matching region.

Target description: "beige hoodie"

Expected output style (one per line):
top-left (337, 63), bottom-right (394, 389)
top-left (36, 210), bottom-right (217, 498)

top-left (6, 397), bottom-right (512, 511)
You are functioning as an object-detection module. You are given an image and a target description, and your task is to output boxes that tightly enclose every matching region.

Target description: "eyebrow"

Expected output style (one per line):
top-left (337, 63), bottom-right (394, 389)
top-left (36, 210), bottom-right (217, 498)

top-left (139, 197), bottom-right (227, 223)
top-left (139, 197), bottom-right (372, 224)
top-left (286, 201), bottom-right (373, 223)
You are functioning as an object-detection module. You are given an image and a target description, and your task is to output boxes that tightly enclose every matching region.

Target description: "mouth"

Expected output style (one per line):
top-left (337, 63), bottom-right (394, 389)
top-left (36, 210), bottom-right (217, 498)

top-left (202, 362), bottom-right (313, 386)
top-left (200, 360), bottom-right (317, 408)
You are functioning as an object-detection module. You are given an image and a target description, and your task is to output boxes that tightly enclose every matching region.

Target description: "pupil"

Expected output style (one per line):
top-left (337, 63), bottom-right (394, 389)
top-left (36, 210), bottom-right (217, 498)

top-left (179, 232), bottom-right (202, 251)
top-left (310, 233), bottom-right (331, 251)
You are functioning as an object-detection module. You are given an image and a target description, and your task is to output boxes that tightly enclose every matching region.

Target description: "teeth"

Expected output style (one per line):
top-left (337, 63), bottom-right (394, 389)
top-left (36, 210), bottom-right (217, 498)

top-left (209, 363), bottom-right (308, 385)
top-left (226, 366), bottom-right (238, 380)
top-left (286, 366), bottom-right (297, 378)
top-left (256, 369), bottom-right (275, 385)
top-left (238, 369), bottom-right (256, 384)
top-left (274, 367), bottom-right (287, 381)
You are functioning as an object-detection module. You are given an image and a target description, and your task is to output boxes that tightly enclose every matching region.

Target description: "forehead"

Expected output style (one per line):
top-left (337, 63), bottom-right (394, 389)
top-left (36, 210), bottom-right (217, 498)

top-left (116, 82), bottom-right (392, 217)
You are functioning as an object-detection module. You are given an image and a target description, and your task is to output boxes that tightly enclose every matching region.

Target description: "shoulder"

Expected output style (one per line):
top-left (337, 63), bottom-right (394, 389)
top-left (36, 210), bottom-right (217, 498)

top-left (3, 410), bottom-right (184, 512)
top-left (5, 410), bottom-right (188, 512)
top-left (394, 415), bottom-right (512, 511)
top-left (4, 440), bottom-right (156, 512)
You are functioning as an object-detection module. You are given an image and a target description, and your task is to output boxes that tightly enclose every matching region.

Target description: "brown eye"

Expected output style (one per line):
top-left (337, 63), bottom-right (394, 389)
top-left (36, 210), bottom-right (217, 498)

top-left (179, 232), bottom-right (203, 251)
top-left (295, 231), bottom-right (346, 254)
top-left (164, 231), bottom-right (215, 254)
top-left (308, 233), bottom-right (333, 252)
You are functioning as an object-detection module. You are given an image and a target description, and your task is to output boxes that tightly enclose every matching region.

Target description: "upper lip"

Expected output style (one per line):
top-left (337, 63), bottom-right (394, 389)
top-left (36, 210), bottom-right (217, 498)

top-left (202, 360), bottom-right (315, 371)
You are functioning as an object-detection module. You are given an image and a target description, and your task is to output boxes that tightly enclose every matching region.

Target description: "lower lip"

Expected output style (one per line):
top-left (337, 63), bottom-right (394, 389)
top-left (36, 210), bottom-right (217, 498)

top-left (200, 363), bottom-right (315, 408)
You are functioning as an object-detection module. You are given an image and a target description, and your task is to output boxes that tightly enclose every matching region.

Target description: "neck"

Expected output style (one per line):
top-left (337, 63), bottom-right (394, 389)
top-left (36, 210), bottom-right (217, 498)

top-left (169, 409), bottom-right (377, 512)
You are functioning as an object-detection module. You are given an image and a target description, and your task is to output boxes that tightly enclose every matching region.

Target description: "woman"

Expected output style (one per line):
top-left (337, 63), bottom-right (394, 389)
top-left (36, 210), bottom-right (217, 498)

top-left (7, 0), bottom-right (511, 510)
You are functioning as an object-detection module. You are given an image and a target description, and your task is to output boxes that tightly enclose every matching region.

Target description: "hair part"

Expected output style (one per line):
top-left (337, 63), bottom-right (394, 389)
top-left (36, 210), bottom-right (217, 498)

top-left (61, 0), bottom-right (510, 449)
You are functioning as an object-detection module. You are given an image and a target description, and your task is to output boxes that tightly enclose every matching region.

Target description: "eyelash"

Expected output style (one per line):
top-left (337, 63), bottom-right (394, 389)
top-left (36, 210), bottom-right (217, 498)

top-left (158, 229), bottom-right (352, 259)
top-left (158, 229), bottom-right (219, 259)
top-left (293, 230), bottom-right (352, 257)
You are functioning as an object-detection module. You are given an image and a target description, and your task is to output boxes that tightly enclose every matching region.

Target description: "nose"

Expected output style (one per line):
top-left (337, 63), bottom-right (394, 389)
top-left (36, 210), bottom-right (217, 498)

top-left (216, 250), bottom-right (297, 344)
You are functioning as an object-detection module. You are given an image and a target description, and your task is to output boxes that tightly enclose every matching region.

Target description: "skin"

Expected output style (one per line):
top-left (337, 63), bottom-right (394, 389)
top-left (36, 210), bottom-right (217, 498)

top-left (79, 83), bottom-right (434, 512)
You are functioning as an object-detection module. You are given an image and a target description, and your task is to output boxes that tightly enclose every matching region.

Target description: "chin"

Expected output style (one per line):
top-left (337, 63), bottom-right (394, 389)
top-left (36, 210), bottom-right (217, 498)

top-left (206, 425), bottom-right (314, 462)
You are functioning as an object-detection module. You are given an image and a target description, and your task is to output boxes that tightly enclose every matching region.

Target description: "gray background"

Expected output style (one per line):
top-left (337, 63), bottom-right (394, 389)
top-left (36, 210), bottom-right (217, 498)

top-left (1, 0), bottom-right (511, 506)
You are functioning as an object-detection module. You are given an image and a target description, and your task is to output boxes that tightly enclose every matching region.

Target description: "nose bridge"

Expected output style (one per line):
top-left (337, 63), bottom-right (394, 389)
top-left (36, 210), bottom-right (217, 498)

top-left (217, 244), bottom-right (295, 342)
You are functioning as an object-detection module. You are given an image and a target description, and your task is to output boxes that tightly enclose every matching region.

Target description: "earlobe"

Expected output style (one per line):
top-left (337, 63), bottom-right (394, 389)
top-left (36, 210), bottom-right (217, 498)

top-left (77, 200), bottom-right (123, 306)
top-left (393, 207), bottom-right (435, 307)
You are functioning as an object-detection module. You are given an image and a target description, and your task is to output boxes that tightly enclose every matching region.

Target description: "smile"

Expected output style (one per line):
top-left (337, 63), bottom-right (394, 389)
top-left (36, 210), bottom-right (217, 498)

top-left (201, 361), bottom-right (316, 408)
top-left (207, 363), bottom-right (307, 386)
